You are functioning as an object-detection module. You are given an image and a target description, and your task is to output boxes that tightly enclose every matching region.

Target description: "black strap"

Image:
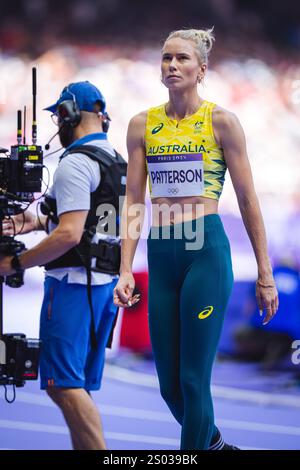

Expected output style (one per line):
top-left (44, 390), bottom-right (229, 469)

top-left (65, 144), bottom-right (120, 162)
top-left (74, 243), bottom-right (98, 351)
top-left (86, 265), bottom-right (98, 351)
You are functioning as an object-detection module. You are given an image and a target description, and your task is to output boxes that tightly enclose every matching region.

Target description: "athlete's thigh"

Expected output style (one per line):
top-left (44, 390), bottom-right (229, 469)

top-left (147, 242), bottom-right (181, 382)
top-left (149, 283), bottom-right (181, 376)
top-left (179, 245), bottom-right (233, 372)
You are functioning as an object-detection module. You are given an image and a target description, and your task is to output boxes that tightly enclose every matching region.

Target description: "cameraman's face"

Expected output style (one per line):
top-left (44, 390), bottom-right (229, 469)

top-left (58, 122), bottom-right (74, 148)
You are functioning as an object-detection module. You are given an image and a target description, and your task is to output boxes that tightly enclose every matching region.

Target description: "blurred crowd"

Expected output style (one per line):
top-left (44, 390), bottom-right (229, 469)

top-left (1, 2), bottom-right (300, 275)
top-left (1, 0), bottom-right (300, 55)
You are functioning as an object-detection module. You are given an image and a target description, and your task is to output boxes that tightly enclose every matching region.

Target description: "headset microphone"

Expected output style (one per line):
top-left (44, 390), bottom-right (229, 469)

top-left (45, 129), bottom-right (60, 150)
top-left (45, 118), bottom-right (69, 150)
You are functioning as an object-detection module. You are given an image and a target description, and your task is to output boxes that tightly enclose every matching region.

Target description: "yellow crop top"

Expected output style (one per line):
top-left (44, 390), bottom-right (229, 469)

top-left (144, 100), bottom-right (226, 200)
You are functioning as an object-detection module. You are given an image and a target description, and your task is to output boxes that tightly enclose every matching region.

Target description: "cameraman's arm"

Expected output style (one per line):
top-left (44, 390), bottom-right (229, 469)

top-left (18, 210), bottom-right (88, 269)
top-left (0, 152), bottom-right (95, 274)
top-left (34, 215), bottom-right (48, 232)
top-left (0, 210), bottom-right (87, 275)
top-left (2, 212), bottom-right (48, 235)
top-left (18, 153), bottom-right (96, 267)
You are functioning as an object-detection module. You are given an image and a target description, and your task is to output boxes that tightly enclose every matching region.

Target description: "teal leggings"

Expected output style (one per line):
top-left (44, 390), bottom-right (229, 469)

top-left (147, 214), bottom-right (234, 450)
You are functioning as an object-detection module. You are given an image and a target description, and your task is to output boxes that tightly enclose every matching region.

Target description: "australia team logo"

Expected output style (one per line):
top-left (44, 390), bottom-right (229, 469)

top-left (194, 121), bottom-right (203, 134)
top-left (198, 306), bottom-right (214, 319)
top-left (151, 123), bottom-right (164, 134)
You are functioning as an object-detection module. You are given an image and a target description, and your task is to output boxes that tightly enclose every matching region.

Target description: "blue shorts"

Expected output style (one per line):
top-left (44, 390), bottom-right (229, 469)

top-left (39, 275), bottom-right (118, 391)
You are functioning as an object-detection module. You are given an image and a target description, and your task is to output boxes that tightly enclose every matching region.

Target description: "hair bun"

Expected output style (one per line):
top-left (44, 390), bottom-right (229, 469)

top-left (164, 27), bottom-right (215, 64)
top-left (194, 28), bottom-right (215, 53)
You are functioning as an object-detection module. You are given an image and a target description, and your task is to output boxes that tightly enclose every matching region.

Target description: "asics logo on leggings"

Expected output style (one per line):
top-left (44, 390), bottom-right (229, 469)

top-left (198, 306), bottom-right (214, 319)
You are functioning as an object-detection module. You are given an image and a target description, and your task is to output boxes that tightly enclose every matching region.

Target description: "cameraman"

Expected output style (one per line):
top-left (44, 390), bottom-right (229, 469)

top-left (0, 81), bottom-right (130, 450)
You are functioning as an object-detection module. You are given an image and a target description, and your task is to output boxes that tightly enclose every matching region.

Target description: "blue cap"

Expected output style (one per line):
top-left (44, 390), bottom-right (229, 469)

top-left (44, 81), bottom-right (106, 114)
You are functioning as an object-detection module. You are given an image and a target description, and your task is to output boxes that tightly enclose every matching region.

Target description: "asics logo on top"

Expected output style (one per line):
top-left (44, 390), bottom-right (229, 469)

top-left (152, 123), bottom-right (164, 134)
top-left (198, 306), bottom-right (214, 319)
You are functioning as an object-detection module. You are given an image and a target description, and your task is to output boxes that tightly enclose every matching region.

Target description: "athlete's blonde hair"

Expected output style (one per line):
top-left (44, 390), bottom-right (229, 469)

top-left (164, 28), bottom-right (215, 64)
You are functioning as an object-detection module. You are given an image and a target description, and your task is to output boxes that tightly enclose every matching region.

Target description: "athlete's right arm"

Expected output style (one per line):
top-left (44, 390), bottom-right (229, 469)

top-left (114, 112), bottom-right (148, 307)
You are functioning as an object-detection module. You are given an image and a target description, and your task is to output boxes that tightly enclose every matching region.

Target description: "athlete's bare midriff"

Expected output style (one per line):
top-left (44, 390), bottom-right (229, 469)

top-left (151, 195), bottom-right (218, 226)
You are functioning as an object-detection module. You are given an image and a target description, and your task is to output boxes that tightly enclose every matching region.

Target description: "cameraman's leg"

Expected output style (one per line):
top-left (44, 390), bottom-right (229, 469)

top-left (39, 276), bottom-right (117, 450)
top-left (46, 386), bottom-right (105, 449)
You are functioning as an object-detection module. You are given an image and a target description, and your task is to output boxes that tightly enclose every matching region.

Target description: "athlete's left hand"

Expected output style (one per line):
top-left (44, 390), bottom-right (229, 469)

top-left (0, 255), bottom-right (15, 276)
top-left (255, 278), bottom-right (279, 325)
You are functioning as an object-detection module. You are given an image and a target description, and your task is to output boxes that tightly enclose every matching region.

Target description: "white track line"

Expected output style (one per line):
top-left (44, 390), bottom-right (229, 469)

top-left (218, 419), bottom-right (300, 436)
top-left (0, 419), bottom-right (272, 449)
top-left (99, 404), bottom-right (174, 422)
top-left (106, 432), bottom-right (178, 446)
top-left (12, 391), bottom-right (300, 437)
top-left (0, 419), bottom-right (177, 446)
top-left (104, 364), bottom-right (300, 408)
top-left (240, 446), bottom-right (269, 450)
top-left (0, 419), bottom-right (68, 434)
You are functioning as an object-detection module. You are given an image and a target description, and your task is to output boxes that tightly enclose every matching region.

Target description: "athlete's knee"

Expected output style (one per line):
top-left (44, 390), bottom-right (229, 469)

top-left (160, 384), bottom-right (183, 420)
top-left (181, 374), bottom-right (210, 399)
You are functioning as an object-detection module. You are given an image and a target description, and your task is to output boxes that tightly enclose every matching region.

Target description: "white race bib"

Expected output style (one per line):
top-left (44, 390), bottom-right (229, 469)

top-left (146, 153), bottom-right (204, 197)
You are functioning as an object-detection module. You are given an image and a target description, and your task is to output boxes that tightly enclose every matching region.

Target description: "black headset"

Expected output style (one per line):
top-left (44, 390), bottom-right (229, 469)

top-left (57, 84), bottom-right (110, 132)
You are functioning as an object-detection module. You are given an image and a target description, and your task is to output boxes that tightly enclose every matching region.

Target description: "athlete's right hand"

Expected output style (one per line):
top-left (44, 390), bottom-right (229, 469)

top-left (113, 272), bottom-right (140, 308)
top-left (2, 211), bottom-right (37, 236)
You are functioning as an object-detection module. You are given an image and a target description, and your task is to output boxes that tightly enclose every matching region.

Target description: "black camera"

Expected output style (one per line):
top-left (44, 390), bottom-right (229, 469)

top-left (0, 144), bottom-right (43, 202)
top-left (0, 237), bottom-right (26, 288)
top-left (0, 334), bottom-right (41, 387)
top-left (0, 67), bottom-right (43, 400)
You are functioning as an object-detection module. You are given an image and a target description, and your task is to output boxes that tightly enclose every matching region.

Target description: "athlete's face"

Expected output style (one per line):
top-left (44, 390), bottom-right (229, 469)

top-left (161, 38), bottom-right (206, 90)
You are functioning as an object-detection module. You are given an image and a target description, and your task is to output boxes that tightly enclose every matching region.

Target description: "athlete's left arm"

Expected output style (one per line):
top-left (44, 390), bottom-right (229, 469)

top-left (0, 210), bottom-right (88, 274)
top-left (213, 108), bottom-right (278, 324)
